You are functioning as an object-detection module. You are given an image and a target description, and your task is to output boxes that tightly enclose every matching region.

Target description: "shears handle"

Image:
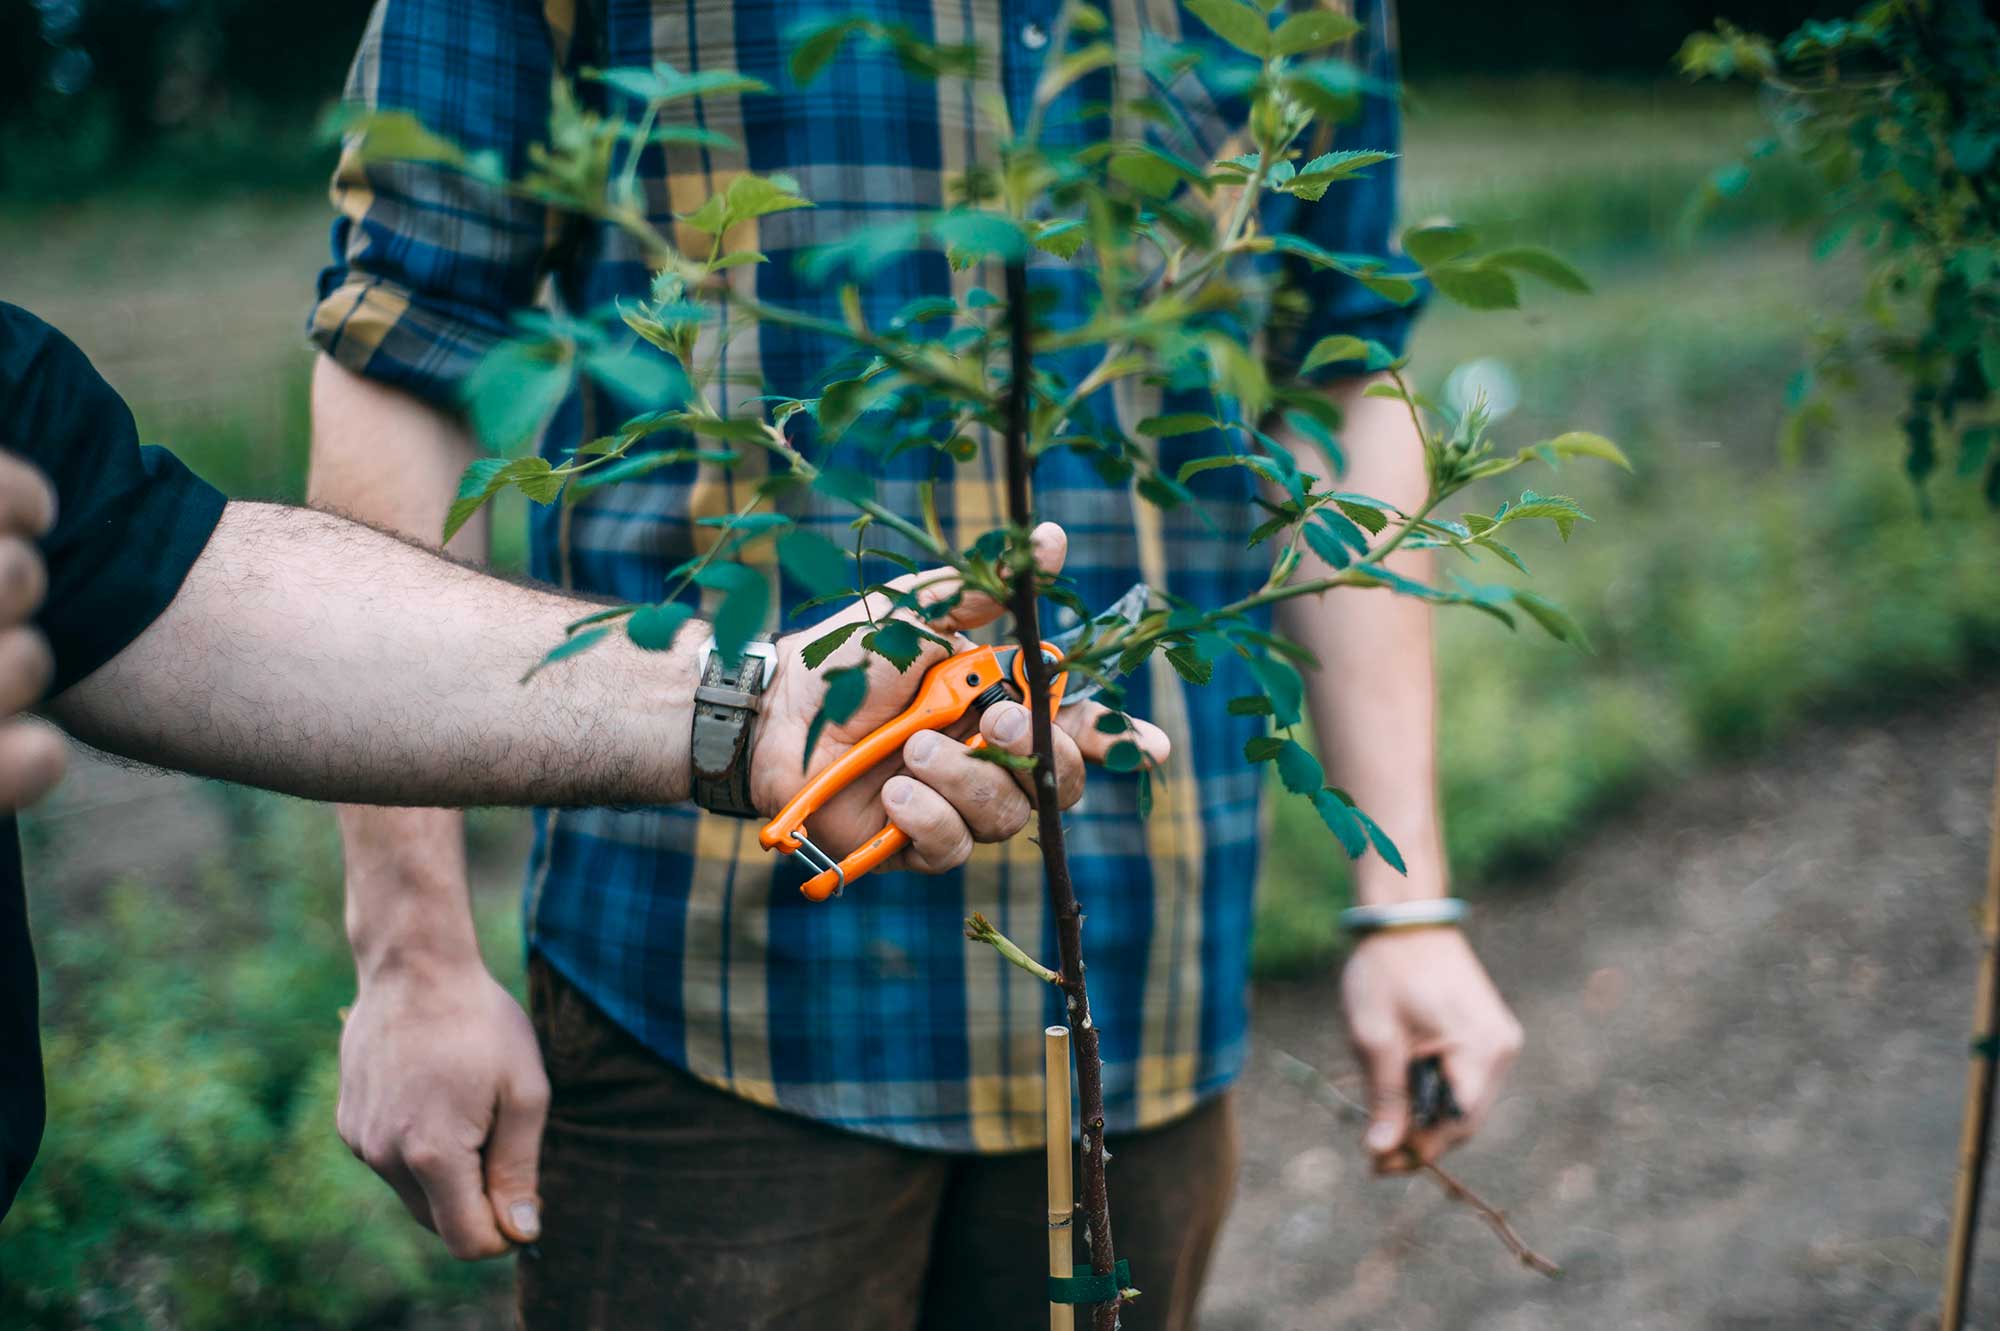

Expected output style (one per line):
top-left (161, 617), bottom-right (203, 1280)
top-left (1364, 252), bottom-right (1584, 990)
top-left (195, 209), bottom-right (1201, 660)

top-left (760, 639), bottom-right (1066, 901)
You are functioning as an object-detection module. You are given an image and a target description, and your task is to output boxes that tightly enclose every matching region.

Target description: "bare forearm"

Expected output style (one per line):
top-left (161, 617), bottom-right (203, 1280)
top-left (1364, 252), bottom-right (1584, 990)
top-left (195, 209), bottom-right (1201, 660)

top-left (1274, 374), bottom-right (1447, 903)
top-left (47, 501), bottom-right (697, 807)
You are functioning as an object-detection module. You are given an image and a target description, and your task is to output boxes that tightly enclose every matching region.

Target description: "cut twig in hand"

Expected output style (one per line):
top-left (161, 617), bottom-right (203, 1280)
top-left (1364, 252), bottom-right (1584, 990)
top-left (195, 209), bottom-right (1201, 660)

top-left (1272, 1048), bottom-right (1562, 1280)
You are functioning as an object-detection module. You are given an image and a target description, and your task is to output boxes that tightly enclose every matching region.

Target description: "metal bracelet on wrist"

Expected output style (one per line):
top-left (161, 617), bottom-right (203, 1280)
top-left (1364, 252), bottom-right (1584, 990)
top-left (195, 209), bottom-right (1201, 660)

top-left (1337, 897), bottom-right (1469, 937)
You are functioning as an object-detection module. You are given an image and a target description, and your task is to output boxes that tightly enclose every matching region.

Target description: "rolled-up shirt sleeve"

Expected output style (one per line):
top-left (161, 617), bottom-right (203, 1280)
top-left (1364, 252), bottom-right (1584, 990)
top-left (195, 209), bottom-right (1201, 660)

top-left (1257, 0), bottom-right (1426, 381)
top-left (308, 0), bottom-right (562, 412)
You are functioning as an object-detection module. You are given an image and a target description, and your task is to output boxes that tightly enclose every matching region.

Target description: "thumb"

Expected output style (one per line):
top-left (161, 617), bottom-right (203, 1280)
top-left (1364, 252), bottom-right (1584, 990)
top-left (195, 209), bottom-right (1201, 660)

top-left (909, 521), bottom-right (1069, 635)
top-left (1359, 1032), bottom-right (1413, 1167)
top-left (485, 1075), bottom-right (549, 1244)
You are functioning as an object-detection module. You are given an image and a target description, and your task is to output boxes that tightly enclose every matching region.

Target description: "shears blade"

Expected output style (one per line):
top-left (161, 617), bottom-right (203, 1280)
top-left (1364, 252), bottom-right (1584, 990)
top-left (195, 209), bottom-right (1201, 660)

top-left (1047, 582), bottom-right (1150, 709)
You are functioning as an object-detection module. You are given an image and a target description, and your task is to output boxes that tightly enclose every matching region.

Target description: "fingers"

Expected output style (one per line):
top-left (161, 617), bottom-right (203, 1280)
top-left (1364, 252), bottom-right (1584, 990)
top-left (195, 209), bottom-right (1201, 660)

top-left (0, 537), bottom-right (46, 626)
top-left (1406, 1021), bottom-right (1524, 1166)
top-left (882, 773), bottom-right (974, 873)
top-left (1059, 702), bottom-right (1171, 772)
top-left (874, 521), bottom-right (1068, 635)
top-left (1354, 1022), bottom-right (1415, 1174)
top-left (0, 626), bottom-right (53, 715)
top-left (0, 718), bottom-right (65, 810)
top-left (408, 1134), bottom-right (512, 1260)
top-left (0, 452), bottom-right (56, 539)
top-left (901, 726), bottom-right (1031, 843)
top-left (484, 1071), bottom-right (550, 1245)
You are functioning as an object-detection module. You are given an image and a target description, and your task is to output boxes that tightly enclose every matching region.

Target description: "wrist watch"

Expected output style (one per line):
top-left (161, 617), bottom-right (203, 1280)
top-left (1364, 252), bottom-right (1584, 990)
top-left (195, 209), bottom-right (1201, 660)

top-left (690, 634), bottom-right (779, 818)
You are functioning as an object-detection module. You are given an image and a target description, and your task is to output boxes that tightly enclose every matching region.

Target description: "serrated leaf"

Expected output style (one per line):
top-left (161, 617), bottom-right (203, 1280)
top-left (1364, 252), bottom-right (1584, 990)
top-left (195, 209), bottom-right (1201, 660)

top-left (801, 619), bottom-right (864, 669)
top-left (1402, 223), bottom-right (1475, 267)
top-left (1539, 431), bottom-right (1632, 471)
top-left (1165, 645), bottom-right (1213, 685)
top-left (1334, 498), bottom-right (1389, 534)
top-left (1178, 454), bottom-right (1281, 484)
top-left (777, 529), bottom-right (853, 599)
top-left (1138, 413), bottom-right (1221, 437)
top-left (1274, 738), bottom-right (1324, 795)
top-left (1311, 787), bottom-right (1368, 857)
top-left (1244, 735), bottom-right (1287, 763)
top-left (1227, 693), bottom-right (1273, 717)
top-left (524, 626), bottom-right (610, 682)
top-left (863, 618), bottom-right (928, 672)
top-left (694, 562), bottom-right (769, 665)
top-left (1301, 334), bottom-right (1398, 375)
top-left (1183, 0), bottom-right (1271, 56)
top-left (1245, 652), bottom-right (1303, 728)
top-left (465, 339), bottom-right (575, 452)
top-left (803, 665), bottom-right (868, 767)
top-left (1353, 805), bottom-right (1406, 874)
top-left (1271, 9), bottom-right (1360, 55)
top-left (1428, 261), bottom-right (1519, 311)
top-left (1514, 589), bottom-right (1592, 651)
top-left (1302, 519), bottom-right (1352, 569)
top-left (626, 600), bottom-right (694, 651)
top-left (1484, 245), bottom-right (1591, 293)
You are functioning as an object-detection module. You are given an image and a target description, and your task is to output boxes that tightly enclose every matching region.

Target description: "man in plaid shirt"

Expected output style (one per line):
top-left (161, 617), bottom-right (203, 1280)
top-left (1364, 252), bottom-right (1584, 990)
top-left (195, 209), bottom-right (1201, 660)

top-left (308, 1), bottom-right (1523, 1326)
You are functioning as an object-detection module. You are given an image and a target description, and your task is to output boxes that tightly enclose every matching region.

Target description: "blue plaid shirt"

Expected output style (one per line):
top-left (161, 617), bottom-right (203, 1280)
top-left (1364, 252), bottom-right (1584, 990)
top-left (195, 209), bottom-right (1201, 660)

top-left (311, 0), bottom-right (1419, 1151)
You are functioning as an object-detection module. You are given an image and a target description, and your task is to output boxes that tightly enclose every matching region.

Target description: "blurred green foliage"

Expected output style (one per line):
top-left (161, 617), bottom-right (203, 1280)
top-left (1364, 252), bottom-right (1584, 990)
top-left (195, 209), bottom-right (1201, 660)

top-left (1, 792), bottom-right (517, 1328)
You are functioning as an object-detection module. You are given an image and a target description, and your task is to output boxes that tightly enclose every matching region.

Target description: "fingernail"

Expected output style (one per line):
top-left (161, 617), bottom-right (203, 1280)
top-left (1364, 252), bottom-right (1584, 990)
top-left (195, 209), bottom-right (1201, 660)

top-left (888, 778), bottom-right (912, 805)
top-left (1365, 1122), bottom-right (1399, 1153)
top-left (510, 1201), bottom-right (541, 1240)
top-left (909, 731), bottom-right (938, 762)
top-left (993, 705), bottom-right (1028, 743)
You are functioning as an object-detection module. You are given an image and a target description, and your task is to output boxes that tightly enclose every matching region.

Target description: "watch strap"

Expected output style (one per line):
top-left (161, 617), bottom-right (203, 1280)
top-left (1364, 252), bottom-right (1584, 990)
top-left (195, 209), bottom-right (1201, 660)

top-left (691, 637), bottom-right (775, 818)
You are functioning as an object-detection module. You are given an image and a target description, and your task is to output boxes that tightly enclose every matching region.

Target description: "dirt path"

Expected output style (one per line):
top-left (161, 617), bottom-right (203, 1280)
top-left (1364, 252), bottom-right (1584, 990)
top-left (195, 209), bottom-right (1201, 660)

top-left (1204, 687), bottom-right (2000, 1331)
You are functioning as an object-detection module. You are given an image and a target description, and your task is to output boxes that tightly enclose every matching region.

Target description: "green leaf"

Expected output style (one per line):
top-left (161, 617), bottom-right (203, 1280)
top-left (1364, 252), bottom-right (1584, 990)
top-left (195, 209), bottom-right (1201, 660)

top-left (626, 600), bottom-right (693, 651)
top-left (1334, 497), bottom-right (1390, 534)
top-left (1284, 149), bottom-right (1395, 201)
top-left (777, 529), bottom-right (854, 600)
top-left (1357, 272), bottom-right (1419, 304)
top-left (348, 110), bottom-right (469, 167)
top-left (1513, 589), bottom-right (1592, 651)
top-left (1402, 224), bottom-right (1474, 267)
top-left (789, 18), bottom-right (867, 84)
top-left (1136, 767), bottom-right (1154, 820)
top-left (524, 626), bottom-right (610, 681)
top-left (1354, 804), bottom-right (1406, 873)
top-left (1138, 413), bottom-right (1221, 437)
top-left (1110, 145), bottom-right (1207, 198)
top-left (1302, 518), bottom-right (1351, 569)
top-left (694, 562), bottom-right (770, 665)
top-left (1244, 735), bottom-right (1287, 763)
top-left (1274, 738), bottom-right (1323, 794)
top-left (1484, 246), bottom-right (1591, 294)
top-left (1427, 262), bottom-right (1519, 311)
top-left (801, 620), bottom-right (864, 669)
top-left (1105, 740), bottom-right (1145, 772)
top-left (1301, 334), bottom-right (1398, 375)
top-left (1536, 431), bottom-right (1631, 471)
top-left (1245, 652), bottom-right (1303, 728)
top-left (863, 619), bottom-right (928, 672)
top-left (1031, 218), bottom-right (1087, 260)
top-left (1311, 787), bottom-right (1368, 857)
top-left (465, 339), bottom-right (574, 452)
top-left (1164, 645), bottom-right (1214, 685)
top-left (932, 209), bottom-right (1028, 262)
top-left (443, 456), bottom-right (511, 545)
top-left (1178, 454), bottom-right (1281, 484)
top-left (803, 665), bottom-right (868, 768)
top-left (696, 512), bottom-right (793, 534)
top-left (1271, 9), bottom-right (1360, 55)
top-left (1226, 693), bottom-right (1273, 717)
top-left (1182, 0), bottom-right (1271, 56)
top-left (1094, 711), bottom-right (1132, 734)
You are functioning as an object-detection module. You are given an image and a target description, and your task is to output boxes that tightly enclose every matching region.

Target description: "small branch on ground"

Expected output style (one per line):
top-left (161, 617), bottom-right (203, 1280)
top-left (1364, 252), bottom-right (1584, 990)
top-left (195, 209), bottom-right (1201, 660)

top-left (1271, 1047), bottom-right (1562, 1280)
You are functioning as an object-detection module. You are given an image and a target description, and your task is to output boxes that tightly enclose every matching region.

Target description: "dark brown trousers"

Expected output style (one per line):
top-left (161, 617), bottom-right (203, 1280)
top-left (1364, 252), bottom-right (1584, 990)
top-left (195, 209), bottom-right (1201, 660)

top-left (518, 958), bottom-right (1238, 1331)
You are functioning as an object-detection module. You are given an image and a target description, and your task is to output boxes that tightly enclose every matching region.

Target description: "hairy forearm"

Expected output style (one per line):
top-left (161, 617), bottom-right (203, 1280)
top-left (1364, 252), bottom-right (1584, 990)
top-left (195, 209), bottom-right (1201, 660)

top-left (47, 501), bottom-right (697, 806)
top-left (1274, 374), bottom-right (1447, 903)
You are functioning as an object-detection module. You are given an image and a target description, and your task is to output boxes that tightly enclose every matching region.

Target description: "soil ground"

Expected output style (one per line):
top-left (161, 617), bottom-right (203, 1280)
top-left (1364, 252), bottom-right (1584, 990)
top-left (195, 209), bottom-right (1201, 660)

top-left (1203, 687), bottom-right (2000, 1331)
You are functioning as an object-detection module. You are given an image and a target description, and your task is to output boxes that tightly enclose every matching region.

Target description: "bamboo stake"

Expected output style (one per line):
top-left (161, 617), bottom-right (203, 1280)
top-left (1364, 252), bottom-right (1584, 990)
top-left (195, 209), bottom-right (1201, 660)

top-left (1047, 1025), bottom-right (1076, 1331)
top-left (1942, 736), bottom-right (2000, 1330)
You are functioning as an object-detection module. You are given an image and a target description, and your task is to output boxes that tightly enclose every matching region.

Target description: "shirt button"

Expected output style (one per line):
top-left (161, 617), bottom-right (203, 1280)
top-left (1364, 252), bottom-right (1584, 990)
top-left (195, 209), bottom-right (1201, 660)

top-left (1021, 21), bottom-right (1050, 50)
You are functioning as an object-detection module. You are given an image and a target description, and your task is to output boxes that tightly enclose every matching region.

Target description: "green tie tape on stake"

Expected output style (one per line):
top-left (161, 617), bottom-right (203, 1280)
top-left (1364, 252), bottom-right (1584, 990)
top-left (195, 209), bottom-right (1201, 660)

top-left (1048, 1259), bottom-right (1132, 1304)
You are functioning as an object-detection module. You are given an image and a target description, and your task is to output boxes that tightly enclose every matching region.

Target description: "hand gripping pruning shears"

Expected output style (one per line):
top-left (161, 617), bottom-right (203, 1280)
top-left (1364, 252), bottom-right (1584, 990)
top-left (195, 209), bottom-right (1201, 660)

top-left (759, 584), bottom-right (1149, 902)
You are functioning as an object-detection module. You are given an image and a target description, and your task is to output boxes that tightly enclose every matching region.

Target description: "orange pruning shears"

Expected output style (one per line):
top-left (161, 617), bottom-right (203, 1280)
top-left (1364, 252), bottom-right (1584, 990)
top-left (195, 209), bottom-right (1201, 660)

top-left (759, 584), bottom-right (1149, 902)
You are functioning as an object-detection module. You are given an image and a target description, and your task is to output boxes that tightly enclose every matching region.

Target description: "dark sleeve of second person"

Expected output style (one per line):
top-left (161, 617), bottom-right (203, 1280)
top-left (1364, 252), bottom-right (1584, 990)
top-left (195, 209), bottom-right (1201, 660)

top-left (0, 300), bottom-right (227, 1220)
top-left (0, 301), bottom-right (227, 696)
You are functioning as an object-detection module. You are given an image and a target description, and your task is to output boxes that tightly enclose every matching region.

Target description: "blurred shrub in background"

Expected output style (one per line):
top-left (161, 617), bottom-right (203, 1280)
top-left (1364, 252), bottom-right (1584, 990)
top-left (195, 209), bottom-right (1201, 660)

top-left (0, 792), bottom-right (514, 1328)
